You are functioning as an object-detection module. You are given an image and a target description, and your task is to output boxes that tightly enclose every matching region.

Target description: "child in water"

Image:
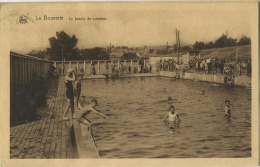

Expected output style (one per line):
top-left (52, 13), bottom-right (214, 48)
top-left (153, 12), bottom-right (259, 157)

top-left (224, 100), bottom-right (232, 120)
top-left (75, 99), bottom-right (108, 137)
top-left (167, 96), bottom-right (178, 104)
top-left (197, 90), bottom-right (205, 95)
top-left (162, 88), bottom-right (167, 93)
top-left (162, 105), bottom-right (180, 124)
top-left (168, 97), bottom-right (173, 103)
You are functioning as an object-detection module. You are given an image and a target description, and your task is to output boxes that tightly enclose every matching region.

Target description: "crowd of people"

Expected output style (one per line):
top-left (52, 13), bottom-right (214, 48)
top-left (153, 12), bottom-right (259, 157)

top-left (51, 57), bottom-right (251, 81)
top-left (155, 58), bottom-right (251, 77)
top-left (187, 58), bottom-right (251, 76)
top-left (155, 59), bottom-right (181, 72)
top-left (91, 62), bottom-right (152, 75)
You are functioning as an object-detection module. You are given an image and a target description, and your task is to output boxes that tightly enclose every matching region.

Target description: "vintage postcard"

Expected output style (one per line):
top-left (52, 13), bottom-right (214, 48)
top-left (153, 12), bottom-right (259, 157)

top-left (0, 1), bottom-right (259, 167)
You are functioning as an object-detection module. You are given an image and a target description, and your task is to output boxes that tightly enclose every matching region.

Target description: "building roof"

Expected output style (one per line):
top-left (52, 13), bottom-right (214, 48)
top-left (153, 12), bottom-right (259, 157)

top-left (149, 52), bottom-right (186, 57)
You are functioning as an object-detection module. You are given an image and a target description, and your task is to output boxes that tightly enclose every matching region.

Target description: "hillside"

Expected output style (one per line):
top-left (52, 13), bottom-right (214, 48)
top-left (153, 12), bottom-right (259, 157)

top-left (200, 45), bottom-right (251, 59)
top-left (109, 45), bottom-right (251, 60)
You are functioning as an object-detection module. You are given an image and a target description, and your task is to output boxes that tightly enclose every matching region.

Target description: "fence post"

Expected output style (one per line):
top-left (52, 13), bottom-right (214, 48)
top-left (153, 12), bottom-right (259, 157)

top-left (17, 58), bottom-right (22, 87)
top-left (25, 59), bottom-right (28, 86)
top-left (118, 60), bottom-right (120, 70)
top-left (90, 61), bottom-right (92, 74)
top-left (84, 61), bottom-right (86, 73)
top-left (131, 60), bottom-right (133, 74)
top-left (144, 60), bottom-right (146, 73)
top-left (22, 58), bottom-right (25, 88)
top-left (97, 61), bottom-right (100, 74)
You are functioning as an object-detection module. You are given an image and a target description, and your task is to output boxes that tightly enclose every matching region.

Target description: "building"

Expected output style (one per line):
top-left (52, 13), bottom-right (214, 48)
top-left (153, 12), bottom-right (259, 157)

top-left (181, 50), bottom-right (201, 65)
top-left (148, 50), bottom-right (201, 72)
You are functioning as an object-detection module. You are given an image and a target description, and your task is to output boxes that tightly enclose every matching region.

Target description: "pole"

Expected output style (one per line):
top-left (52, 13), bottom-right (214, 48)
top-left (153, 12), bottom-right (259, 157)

top-left (62, 44), bottom-right (64, 75)
top-left (131, 60), bottom-right (133, 74)
top-left (97, 61), bottom-right (100, 74)
top-left (235, 42), bottom-right (238, 76)
top-left (176, 29), bottom-right (179, 65)
top-left (236, 43), bottom-right (238, 61)
top-left (84, 61), bottom-right (86, 74)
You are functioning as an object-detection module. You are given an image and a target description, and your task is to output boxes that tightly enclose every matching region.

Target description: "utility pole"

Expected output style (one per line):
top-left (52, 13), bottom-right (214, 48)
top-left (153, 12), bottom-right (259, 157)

top-left (176, 29), bottom-right (180, 65)
top-left (235, 40), bottom-right (239, 76)
top-left (236, 41), bottom-right (238, 61)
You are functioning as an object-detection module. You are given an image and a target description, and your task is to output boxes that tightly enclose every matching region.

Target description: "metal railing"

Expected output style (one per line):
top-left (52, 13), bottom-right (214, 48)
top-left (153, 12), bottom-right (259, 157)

top-left (52, 59), bottom-right (151, 75)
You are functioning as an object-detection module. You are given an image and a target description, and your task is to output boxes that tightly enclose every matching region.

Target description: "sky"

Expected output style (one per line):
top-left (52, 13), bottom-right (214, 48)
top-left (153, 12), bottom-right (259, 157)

top-left (5, 2), bottom-right (254, 54)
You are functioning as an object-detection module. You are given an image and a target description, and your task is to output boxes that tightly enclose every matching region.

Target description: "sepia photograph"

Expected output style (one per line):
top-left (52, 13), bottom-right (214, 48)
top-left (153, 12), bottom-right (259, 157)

top-left (0, 1), bottom-right (259, 166)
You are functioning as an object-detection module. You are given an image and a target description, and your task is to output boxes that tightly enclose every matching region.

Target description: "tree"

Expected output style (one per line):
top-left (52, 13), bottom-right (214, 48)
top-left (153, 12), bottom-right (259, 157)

top-left (206, 41), bottom-right (214, 49)
top-left (193, 41), bottom-right (206, 50)
top-left (48, 31), bottom-right (78, 61)
top-left (82, 47), bottom-right (110, 60)
top-left (121, 52), bottom-right (138, 60)
top-left (239, 35), bottom-right (251, 45)
top-left (148, 49), bottom-right (154, 54)
top-left (28, 50), bottom-right (46, 59)
top-left (192, 34), bottom-right (250, 51)
top-left (226, 37), bottom-right (237, 47)
top-left (180, 45), bottom-right (192, 52)
top-left (214, 34), bottom-right (228, 48)
top-left (214, 34), bottom-right (237, 48)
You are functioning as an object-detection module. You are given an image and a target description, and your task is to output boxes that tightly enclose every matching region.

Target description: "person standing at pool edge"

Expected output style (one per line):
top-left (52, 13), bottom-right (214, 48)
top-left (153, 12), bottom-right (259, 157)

top-left (162, 105), bottom-right (180, 124)
top-left (74, 74), bottom-right (83, 111)
top-left (224, 100), bottom-right (232, 120)
top-left (62, 68), bottom-right (76, 126)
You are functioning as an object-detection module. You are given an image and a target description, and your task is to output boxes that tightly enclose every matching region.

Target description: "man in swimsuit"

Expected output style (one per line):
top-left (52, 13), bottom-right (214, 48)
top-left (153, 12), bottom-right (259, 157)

top-left (75, 99), bottom-right (108, 137)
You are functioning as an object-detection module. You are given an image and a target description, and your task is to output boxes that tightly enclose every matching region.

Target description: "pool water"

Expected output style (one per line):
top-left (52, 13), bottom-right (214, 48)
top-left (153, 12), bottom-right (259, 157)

top-left (81, 77), bottom-right (251, 158)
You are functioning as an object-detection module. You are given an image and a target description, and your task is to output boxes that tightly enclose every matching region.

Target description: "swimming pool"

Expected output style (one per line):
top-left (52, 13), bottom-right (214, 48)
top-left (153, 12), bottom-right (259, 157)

top-left (81, 77), bottom-right (251, 158)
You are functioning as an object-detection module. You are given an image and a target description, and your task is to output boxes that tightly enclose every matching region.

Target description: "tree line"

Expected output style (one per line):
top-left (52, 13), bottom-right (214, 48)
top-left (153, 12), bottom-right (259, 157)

top-left (28, 31), bottom-right (251, 60)
top-left (193, 34), bottom-right (251, 50)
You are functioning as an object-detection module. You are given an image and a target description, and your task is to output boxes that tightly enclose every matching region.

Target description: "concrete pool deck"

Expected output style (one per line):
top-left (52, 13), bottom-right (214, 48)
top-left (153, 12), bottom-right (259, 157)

top-left (83, 71), bottom-right (250, 87)
top-left (83, 73), bottom-right (159, 79)
top-left (160, 71), bottom-right (251, 87)
top-left (10, 78), bottom-right (99, 159)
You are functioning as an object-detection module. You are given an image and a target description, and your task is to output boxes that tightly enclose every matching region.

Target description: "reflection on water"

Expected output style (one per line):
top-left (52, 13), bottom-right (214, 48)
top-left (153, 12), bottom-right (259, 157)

top-left (81, 77), bottom-right (251, 158)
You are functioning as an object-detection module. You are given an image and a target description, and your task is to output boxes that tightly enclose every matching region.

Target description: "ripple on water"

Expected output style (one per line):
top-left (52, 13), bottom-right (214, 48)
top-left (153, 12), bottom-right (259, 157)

top-left (83, 77), bottom-right (251, 158)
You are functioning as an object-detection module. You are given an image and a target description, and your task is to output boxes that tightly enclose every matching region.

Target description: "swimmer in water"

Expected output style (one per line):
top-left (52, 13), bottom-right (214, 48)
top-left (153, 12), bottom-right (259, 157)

top-left (162, 105), bottom-right (180, 124)
top-left (162, 88), bottom-right (167, 93)
top-left (197, 90), bottom-right (205, 95)
top-left (75, 99), bottom-right (108, 137)
top-left (246, 81), bottom-right (251, 89)
top-left (168, 97), bottom-right (173, 103)
top-left (224, 100), bottom-right (231, 120)
top-left (167, 96), bottom-right (178, 104)
top-left (194, 78), bottom-right (199, 82)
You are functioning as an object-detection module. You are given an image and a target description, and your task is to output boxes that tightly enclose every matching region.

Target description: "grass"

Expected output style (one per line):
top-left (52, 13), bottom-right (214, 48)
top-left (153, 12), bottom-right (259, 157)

top-left (200, 45), bottom-right (251, 59)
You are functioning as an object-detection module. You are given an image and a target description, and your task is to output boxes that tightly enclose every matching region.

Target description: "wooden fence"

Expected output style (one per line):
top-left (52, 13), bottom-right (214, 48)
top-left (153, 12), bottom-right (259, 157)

top-left (10, 52), bottom-right (52, 93)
